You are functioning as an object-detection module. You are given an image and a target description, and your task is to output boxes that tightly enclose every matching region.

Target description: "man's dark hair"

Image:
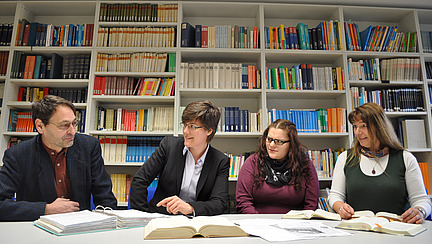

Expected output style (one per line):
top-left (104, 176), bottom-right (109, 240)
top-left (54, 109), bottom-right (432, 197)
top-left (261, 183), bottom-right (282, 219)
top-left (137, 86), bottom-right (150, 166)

top-left (32, 95), bottom-right (76, 126)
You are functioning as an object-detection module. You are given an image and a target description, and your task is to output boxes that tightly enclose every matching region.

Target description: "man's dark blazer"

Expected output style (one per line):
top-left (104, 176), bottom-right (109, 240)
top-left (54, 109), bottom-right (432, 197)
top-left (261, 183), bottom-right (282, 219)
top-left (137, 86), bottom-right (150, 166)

top-left (0, 133), bottom-right (117, 221)
top-left (130, 136), bottom-right (229, 216)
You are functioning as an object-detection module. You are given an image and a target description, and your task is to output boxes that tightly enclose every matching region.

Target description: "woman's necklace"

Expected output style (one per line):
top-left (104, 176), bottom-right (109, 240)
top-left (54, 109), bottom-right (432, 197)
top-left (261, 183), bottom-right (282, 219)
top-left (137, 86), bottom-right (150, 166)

top-left (360, 146), bottom-right (388, 175)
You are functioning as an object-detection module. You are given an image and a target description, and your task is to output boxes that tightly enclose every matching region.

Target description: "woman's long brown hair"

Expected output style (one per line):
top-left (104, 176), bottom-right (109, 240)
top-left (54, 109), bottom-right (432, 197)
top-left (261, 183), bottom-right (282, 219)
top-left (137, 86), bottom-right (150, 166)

top-left (254, 119), bottom-right (310, 190)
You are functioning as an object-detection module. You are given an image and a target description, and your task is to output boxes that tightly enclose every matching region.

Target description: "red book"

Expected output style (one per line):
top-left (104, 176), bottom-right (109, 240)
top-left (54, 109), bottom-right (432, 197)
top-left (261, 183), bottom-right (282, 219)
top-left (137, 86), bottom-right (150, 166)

top-left (22, 24), bottom-right (31, 46)
top-left (93, 77), bottom-right (99, 95)
top-left (253, 26), bottom-right (258, 49)
top-left (201, 26), bottom-right (208, 48)
top-left (17, 87), bottom-right (25, 101)
top-left (43, 87), bottom-right (49, 98)
top-left (88, 24), bottom-right (94, 46)
top-left (27, 56), bottom-right (36, 80)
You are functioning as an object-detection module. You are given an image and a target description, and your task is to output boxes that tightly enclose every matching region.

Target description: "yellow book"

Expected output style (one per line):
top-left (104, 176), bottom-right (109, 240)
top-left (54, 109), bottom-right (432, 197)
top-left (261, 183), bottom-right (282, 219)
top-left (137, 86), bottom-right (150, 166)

top-left (279, 24), bottom-right (285, 49)
top-left (144, 216), bottom-right (248, 240)
top-left (336, 216), bottom-right (426, 236)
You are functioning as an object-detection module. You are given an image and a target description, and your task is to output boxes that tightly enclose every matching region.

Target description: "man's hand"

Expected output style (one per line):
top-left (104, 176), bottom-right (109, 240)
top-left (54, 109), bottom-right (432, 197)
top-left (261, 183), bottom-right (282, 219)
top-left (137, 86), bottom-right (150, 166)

top-left (157, 196), bottom-right (193, 215)
top-left (45, 198), bottom-right (80, 215)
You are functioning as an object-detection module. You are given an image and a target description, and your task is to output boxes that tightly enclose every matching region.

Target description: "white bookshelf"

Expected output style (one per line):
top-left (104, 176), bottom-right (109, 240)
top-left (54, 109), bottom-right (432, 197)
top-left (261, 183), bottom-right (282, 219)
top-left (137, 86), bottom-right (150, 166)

top-left (0, 0), bottom-right (431, 204)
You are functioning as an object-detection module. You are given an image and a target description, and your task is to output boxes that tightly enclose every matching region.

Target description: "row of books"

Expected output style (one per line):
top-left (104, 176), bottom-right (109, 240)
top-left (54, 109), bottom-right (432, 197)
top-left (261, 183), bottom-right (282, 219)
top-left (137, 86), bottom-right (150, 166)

top-left (93, 76), bottom-right (174, 96)
top-left (181, 22), bottom-right (259, 49)
top-left (178, 62), bottom-right (260, 89)
top-left (0, 23), bottom-right (13, 46)
top-left (99, 3), bottom-right (178, 23)
top-left (96, 106), bottom-right (174, 132)
top-left (380, 58), bottom-right (421, 82)
top-left (218, 107), bottom-right (262, 133)
top-left (11, 52), bottom-right (90, 80)
top-left (265, 21), bottom-right (342, 50)
top-left (350, 87), bottom-right (424, 112)
top-left (95, 52), bottom-right (175, 73)
top-left (268, 107), bottom-right (347, 133)
top-left (17, 87), bottom-right (87, 103)
top-left (347, 58), bottom-right (380, 81)
top-left (309, 148), bottom-right (345, 178)
top-left (418, 162), bottom-right (431, 194)
top-left (349, 23), bottom-right (417, 52)
top-left (8, 109), bottom-right (85, 133)
top-left (396, 119), bottom-right (427, 149)
top-left (99, 136), bottom-right (163, 163)
top-left (110, 174), bottom-right (131, 203)
top-left (266, 65), bottom-right (344, 91)
top-left (420, 31), bottom-right (432, 53)
top-left (8, 137), bottom-right (31, 149)
top-left (0, 51), bottom-right (8, 76)
top-left (348, 57), bottom-right (421, 81)
top-left (96, 27), bottom-right (176, 47)
top-left (16, 19), bottom-right (94, 47)
top-left (227, 153), bottom-right (246, 178)
top-left (425, 62), bottom-right (432, 79)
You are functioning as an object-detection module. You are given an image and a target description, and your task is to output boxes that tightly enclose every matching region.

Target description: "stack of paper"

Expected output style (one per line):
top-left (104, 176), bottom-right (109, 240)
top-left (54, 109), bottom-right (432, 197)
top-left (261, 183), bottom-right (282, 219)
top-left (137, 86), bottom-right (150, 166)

top-left (106, 209), bottom-right (166, 228)
top-left (35, 210), bottom-right (117, 235)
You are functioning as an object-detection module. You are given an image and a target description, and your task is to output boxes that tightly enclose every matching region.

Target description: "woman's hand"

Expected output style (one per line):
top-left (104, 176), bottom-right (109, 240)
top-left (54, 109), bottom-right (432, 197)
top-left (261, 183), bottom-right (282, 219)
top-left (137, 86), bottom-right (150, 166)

top-left (157, 196), bottom-right (194, 215)
top-left (401, 207), bottom-right (425, 224)
top-left (335, 202), bottom-right (355, 219)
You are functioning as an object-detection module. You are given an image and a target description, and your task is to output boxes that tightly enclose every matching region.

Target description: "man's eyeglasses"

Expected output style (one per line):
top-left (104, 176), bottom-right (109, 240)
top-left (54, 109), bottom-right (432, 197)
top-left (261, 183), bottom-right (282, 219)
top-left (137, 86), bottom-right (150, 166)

top-left (181, 123), bottom-right (203, 131)
top-left (49, 120), bottom-right (77, 130)
top-left (266, 136), bottom-right (290, 146)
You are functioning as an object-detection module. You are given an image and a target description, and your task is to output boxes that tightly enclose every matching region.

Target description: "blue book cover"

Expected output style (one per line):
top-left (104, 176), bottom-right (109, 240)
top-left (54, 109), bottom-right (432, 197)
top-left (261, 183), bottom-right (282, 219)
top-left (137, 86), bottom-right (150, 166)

top-left (224, 107), bottom-right (230, 132)
top-left (27, 22), bottom-right (39, 46)
top-left (264, 26), bottom-right (269, 49)
top-left (39, 59), bottom-right (47, 79)
top-left (181, 22), bottom-right (195, 47)
top-left (195, 25), bottom-right (202, 47)
top-left (382, 26), bottom-right (394, 52)
top-left (33, 55), bottom-right (43, 79)
top-left (234, 107), bottom-right (240, 132)
top-left (80, 109), bottom-right (86, 132)
top-left (244, 110), bottom-right (249, 132)
top-left (67, 24), bottom-right (74, 46)
top-left (344, 22), bottom-right (352, 51)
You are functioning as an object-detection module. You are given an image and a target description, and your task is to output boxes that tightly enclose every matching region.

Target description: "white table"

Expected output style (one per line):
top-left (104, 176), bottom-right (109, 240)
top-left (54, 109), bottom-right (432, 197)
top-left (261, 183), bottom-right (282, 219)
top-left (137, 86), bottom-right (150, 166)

top-left (1, 214), bottom-right (431, 244)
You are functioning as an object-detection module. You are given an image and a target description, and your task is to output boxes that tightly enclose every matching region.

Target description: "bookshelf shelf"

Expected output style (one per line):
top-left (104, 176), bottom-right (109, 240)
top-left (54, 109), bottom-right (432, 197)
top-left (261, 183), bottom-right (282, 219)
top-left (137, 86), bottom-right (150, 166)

top-left (93, 72), bottom-right (175, 78)
top-left (179, 89), bottom-right (262, 98)
top-left (3, 132), bottom-right (37, 137)
top-left (266, 90), bottom-right (345, 99)
top-left (89, 130), bottom-right (174, 136)
top-left (298, 132), bottom-right (349, 138)
top-left (10, 79), bottom-right (89, 88)
top-left (385, 111), bottom-right (428, 117)
top-left (349, 81), bottom-right (424, 87)
top-left (92, 95), bottom-right (175, 103)
top-left (94, 47), bottom-right (177, 53)
top-left (105, 162), bottom-right (144, 167)
top-left (214, 132), bottom-right (262, 138)
top-left (13, 47), bottom-right (93, 54)
top-left (98, 22), bottom-right (177, 27)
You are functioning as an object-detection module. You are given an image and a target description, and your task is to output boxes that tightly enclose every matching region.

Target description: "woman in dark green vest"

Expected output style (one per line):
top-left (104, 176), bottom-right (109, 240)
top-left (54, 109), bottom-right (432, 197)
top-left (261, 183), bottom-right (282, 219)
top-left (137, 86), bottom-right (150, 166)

top-left (328, 103), bottom-right (431, 224)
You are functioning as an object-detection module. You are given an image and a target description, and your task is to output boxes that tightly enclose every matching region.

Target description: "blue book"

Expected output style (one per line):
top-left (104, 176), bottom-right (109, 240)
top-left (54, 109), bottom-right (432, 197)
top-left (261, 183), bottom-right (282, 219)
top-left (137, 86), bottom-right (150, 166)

top-left (33, 55), bottom-right (43, 79)
top-left (382, 26), bottom-right (394, 52)
top-left (234, 107), bottom-right (240, 132)
top-left (80, 109), bottom-right (86, 132)
top-left (242, 64), bottom-right (248, 89)
top-left (67, 24), bottom-right (74, 46)
top-left (264, 26), bottom-right (269, 49)
top-left (244, 110), bottom-right (249, 132)
top-left (195, 25), bottom-right (202, 47)
top-left (39, 60), bottom-right (47, 79)
top-left (27, 22), bottom-right (39, 46)
top-left (224, 107), bottom-right (230, 132)
top-left (359, 25), bottom-right (373, 51)
top-left (181, 22), bottom-right (195, 47)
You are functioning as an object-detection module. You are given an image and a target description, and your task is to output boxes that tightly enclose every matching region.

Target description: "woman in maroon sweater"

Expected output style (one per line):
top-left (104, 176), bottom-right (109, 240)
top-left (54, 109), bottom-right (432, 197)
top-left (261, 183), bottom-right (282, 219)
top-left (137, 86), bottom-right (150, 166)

top-left (236, 119), bottom-right (319, 214)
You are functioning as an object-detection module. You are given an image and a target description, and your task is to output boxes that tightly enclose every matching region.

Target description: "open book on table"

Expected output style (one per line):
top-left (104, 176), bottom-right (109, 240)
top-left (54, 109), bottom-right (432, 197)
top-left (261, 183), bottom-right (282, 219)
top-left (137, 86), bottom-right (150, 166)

top-left (336, 216), bottom-right (426, 236)
top-left (143, 215), bottom-right (248, 239)
top-left (34, 207), bottom-right (166, 235)
top-left (351, 210), bottom-right (402, 221)
top-left (282, 209), bottom-right (341, 220)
